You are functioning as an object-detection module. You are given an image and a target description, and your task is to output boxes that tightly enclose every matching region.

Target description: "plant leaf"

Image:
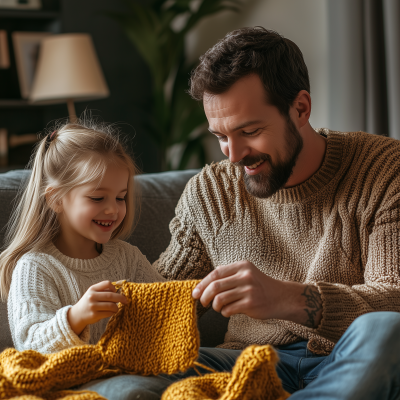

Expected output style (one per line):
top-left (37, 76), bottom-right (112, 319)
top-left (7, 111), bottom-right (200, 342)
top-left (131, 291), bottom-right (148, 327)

top-left (177, 133), bottom-right (207, 170)
top-left (183, 0), bottom-right (241, 34)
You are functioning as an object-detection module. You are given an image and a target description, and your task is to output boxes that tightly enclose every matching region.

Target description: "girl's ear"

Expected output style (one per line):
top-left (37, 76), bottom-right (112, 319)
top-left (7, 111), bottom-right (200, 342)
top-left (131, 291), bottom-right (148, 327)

top-left (45, 187), bottom-right (63, 213)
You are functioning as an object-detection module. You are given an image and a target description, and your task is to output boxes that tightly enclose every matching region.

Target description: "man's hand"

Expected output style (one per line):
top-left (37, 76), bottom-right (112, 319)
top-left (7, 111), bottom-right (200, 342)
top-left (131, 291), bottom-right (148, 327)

top-left (192, 260), bottom-right (322, 328)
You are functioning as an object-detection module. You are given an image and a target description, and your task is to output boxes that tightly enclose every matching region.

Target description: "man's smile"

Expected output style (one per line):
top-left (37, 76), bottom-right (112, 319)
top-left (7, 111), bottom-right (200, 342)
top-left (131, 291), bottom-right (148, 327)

top-left (244, 159), bottom-right (267, 175)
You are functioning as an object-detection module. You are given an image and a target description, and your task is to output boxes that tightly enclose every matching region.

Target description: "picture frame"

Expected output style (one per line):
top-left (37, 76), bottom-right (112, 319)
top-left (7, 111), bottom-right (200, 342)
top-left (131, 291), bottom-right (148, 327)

top-left (0, 0), bottom-right (41, 9)
top-left (12, 31), bottom-right (51, 99)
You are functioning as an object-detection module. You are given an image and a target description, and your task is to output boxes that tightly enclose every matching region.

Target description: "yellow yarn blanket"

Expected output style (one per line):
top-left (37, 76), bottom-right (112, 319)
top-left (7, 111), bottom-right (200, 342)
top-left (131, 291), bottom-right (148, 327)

top-left (0, 280), bottom-right (289, 400)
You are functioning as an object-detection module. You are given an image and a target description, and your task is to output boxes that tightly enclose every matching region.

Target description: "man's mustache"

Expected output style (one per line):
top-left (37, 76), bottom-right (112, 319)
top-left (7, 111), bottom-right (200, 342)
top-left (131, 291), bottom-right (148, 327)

top-left (232, 153), bottom-right (271, 168)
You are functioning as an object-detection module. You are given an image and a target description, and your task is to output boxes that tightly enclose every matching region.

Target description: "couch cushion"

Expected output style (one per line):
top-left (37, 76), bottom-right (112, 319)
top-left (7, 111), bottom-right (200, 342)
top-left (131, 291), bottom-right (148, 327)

top-left (0, 171), bottom-right (31, 352)
top-left (129, 170), bottom-right (199, 263)
top-left (0, 170), bottom-right (31, 248)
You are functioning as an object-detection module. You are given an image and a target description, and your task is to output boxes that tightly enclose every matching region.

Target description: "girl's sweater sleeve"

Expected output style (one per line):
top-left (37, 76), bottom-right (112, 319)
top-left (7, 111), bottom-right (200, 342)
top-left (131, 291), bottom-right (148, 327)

top-left (7, 259), bottom-right (90, 353)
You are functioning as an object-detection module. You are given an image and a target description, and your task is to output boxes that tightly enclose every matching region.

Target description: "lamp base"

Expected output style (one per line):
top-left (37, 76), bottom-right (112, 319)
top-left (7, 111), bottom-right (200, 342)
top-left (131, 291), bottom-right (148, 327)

top-left (67, 99), bottom-right (77, 123)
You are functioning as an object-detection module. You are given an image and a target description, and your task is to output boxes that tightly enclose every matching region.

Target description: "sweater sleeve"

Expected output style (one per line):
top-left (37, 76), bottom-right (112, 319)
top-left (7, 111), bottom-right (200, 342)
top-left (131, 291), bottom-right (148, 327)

top-left (8, 259), bottom-right (90, 353)
top-left (315, 195), bottom-right (400, 343)
top-left (153, 191), bottom-right (214, 318)
top-left (153, 204), bottom-right (213, 282)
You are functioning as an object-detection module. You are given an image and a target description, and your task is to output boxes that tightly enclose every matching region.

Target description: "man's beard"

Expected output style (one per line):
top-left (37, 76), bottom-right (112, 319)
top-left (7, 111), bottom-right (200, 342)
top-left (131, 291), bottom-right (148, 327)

top-left (234, 117), bottom-right (303, 199)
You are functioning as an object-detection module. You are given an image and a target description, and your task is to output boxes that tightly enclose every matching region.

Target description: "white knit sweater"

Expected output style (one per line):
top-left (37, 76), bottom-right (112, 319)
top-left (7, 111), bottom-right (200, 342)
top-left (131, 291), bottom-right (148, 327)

top-left (8, 239), bottom-right (165, 353)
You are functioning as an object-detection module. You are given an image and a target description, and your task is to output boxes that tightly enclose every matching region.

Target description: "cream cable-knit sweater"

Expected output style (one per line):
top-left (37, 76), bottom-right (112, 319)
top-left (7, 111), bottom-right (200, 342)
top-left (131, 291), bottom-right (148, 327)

top-left (8, 239), bottom-right (165, 353)
top-left (155, 129), bottom-right (400, 355)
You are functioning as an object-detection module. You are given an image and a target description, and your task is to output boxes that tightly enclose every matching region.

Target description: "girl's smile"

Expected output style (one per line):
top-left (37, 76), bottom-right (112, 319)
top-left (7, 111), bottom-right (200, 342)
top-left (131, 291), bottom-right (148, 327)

top-left (93, 219), bottom-right (116, 231)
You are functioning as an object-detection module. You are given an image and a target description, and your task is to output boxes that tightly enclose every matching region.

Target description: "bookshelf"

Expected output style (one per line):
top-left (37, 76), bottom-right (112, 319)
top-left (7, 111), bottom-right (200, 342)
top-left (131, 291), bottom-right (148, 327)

top-left (0, 0), bottom-right (61, 170)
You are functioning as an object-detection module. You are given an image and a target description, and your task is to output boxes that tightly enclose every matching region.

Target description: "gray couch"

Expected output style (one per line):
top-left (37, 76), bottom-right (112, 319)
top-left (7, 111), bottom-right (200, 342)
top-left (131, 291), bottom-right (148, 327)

top-left (0, 169), bottom-right (229, 352)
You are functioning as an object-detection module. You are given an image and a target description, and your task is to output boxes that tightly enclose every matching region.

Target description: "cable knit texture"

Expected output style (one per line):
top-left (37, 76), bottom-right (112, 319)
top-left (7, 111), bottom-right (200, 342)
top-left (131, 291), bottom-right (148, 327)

top-left (8, 239), bottom-right (165, 353)
top-left (155, 129), bottom-right (400, 355)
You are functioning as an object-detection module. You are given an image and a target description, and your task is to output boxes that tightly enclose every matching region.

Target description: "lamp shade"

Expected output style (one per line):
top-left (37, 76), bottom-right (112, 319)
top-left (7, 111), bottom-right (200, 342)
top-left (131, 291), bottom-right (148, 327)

top-left (30, 33), bottom-right (109, 103)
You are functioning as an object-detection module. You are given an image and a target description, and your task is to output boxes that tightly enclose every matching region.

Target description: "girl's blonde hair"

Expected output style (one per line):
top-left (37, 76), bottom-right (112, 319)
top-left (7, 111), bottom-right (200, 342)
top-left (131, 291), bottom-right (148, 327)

top-left (0, 117), bottom-right (139, 301)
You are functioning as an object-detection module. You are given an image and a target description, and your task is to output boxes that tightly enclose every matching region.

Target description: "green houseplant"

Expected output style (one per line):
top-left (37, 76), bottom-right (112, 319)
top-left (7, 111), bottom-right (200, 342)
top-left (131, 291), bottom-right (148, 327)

top-left (109, 0), bottom-right (241, 170)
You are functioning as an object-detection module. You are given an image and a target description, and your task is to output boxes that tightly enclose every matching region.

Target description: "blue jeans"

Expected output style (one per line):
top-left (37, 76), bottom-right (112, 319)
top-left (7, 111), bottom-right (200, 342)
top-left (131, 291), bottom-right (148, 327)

top-left (78, 312), bottom-right (400, 399)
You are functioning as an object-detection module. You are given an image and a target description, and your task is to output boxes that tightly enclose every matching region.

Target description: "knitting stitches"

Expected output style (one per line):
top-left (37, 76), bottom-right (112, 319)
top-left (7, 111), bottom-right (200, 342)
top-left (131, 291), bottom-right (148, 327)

top-left (98, 280), bottom-right (201, 375)
top-left (1, 280), bottom-right (288, 400)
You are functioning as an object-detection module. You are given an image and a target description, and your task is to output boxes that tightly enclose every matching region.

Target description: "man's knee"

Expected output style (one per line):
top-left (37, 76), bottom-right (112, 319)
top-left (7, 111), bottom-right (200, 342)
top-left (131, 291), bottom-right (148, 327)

top-left (350, 311), bottom-right (400, 337)
top-left (338, 311), bottom-right (400, 357)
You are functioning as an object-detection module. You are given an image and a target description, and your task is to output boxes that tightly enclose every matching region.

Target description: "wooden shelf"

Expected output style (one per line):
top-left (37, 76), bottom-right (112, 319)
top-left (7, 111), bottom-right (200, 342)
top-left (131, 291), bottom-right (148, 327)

top-left (0, 10), bottom-right (59, 19)
top-left (0, 99), bottom-right (46, 108)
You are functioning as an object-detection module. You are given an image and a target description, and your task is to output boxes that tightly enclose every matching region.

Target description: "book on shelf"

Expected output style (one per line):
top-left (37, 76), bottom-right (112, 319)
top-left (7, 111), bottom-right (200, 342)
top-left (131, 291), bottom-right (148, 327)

top-left (0, 128), bottom-right (7, 167)
top-left (0, 30), bottom-right (10, 69)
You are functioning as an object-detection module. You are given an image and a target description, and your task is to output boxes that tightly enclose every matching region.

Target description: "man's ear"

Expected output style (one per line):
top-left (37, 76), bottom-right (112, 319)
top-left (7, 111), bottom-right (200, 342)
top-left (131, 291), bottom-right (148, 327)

top-left (291, 90), bottom-right (311, 128)
top-left (45, 187), bottom-right (63, 213)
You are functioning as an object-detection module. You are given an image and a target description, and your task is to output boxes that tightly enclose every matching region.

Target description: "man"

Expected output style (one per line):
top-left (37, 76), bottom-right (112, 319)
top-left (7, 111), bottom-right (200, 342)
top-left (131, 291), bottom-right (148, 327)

top-left (80, 27), bottom-right (400, 400)
top-left (154, 27), bottom-right (400, 399)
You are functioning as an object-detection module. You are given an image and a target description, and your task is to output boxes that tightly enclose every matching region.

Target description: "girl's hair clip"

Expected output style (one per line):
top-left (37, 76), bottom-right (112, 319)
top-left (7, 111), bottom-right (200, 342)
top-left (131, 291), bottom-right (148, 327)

top-left (45, 130), bottom-right (57, 148)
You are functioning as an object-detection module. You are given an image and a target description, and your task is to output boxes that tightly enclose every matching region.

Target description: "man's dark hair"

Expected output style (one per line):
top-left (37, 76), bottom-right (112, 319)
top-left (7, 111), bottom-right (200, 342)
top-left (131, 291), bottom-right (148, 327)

top-left (189, 27), bottom-right (310, 116)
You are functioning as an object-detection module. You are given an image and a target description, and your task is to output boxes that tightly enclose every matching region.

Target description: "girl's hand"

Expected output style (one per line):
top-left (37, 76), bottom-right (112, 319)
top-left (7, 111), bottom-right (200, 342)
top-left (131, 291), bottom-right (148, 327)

top-left (67, 280), bottom-right (128, 336)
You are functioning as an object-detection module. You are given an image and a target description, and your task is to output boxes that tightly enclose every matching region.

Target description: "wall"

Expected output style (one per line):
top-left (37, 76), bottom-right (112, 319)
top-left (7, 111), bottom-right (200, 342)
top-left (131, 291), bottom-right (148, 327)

top-left (186, 0), bottom-right (329, 163)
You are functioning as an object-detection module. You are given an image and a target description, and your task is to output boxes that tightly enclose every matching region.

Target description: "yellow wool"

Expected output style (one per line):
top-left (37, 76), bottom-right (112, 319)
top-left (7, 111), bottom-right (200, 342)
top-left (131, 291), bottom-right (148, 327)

top-left (98, 280), bottom-right (200, 375)
top-left (162, 345), bottom-right (290, 400)
top-left (0, 280), bottom-right (289, 400)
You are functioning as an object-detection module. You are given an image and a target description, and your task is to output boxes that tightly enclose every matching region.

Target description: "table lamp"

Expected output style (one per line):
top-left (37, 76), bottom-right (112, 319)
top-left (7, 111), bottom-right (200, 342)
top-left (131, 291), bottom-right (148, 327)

top-left (30, 33), bottom-right (109, 122)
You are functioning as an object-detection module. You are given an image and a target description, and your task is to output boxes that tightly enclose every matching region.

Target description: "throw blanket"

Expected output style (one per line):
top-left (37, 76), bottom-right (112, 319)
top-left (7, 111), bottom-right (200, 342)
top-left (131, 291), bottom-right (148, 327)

top-left (0, 280), bottom-right (289, 400)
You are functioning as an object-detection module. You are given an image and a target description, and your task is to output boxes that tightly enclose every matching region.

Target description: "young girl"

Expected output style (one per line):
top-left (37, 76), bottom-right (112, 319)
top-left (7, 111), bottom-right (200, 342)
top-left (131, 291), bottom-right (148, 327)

top-left (0, 118), bottom-right (165, 354)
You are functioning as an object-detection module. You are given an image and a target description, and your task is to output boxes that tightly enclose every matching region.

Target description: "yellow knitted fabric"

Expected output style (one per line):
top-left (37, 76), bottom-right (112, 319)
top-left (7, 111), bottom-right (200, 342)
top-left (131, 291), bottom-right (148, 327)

top-left (97, 280), bottom-right (200, 375)
top-left (0, 345), bottom-right (116, 400)
top-left (162, 345), bottom-right (290, 400)
top-left (0, 280), bottom-right (288, 400)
